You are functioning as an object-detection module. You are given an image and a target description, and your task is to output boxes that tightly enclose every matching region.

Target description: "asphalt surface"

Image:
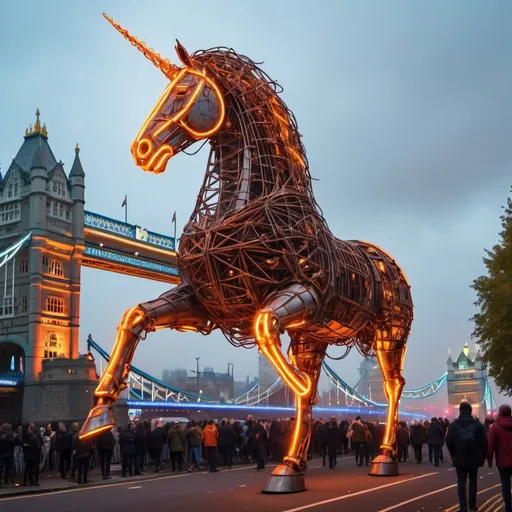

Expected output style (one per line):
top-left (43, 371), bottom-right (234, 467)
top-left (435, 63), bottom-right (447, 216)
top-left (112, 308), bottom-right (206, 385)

top-left (0, 455), bottom-right (504, 512)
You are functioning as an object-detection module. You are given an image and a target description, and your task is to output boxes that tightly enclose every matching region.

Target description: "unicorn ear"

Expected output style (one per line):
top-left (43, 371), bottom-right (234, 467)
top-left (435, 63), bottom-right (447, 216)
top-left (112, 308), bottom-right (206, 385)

top-left (175, 40), bottom-right (192, 66)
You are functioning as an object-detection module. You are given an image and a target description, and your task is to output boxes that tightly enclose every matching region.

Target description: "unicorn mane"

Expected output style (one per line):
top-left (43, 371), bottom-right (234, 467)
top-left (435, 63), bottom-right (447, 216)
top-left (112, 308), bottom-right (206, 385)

top-left (192, 47), bottom-right (317, 203)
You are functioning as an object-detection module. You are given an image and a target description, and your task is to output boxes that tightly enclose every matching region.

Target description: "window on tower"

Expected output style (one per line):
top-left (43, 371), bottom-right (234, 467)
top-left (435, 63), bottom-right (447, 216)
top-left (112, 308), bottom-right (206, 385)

top-left (49, 260), bottom-right (64, 277)
top-left (19, 260), bottom-right (28, 274)
top-left (45, 296), bottom-right (64, 314)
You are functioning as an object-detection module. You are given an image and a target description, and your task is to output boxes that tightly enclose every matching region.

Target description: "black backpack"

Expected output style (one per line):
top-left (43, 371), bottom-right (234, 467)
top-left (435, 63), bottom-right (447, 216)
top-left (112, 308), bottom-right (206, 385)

top-left (456, 423), bottom-right (480, 459)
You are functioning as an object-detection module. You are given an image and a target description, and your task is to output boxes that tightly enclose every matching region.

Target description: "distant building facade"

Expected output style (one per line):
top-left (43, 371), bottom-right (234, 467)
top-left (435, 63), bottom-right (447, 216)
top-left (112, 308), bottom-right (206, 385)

top-left (0, 110), bottom-right (97, 425)
top-left (447, 343), bottom-right (487, 419)
top-left (162, 365), bottom-right (235, 402)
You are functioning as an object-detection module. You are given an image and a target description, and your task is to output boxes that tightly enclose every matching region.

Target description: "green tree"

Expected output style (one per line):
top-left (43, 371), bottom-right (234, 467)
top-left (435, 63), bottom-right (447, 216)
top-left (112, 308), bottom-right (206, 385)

top-left (472, 193), bottom-right (512, 395)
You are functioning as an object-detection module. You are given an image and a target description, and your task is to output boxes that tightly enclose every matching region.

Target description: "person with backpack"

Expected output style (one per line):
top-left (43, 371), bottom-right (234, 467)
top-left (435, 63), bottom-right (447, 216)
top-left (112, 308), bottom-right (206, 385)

top-left (446, 402), bottom-right (488, 512)
top-left (487, 404), bottom-right (512, 512)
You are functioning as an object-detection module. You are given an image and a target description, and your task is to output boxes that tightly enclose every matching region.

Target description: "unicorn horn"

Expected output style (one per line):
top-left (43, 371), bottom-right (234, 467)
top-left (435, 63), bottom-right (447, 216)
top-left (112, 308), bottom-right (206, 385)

top-left (103, 13), bottom-right (179, 79)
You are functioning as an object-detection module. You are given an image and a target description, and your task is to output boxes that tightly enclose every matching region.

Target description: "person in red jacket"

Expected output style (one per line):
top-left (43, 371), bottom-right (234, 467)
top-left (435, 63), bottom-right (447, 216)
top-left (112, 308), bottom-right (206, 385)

top-left (487, 404), bottom-right (512, 512)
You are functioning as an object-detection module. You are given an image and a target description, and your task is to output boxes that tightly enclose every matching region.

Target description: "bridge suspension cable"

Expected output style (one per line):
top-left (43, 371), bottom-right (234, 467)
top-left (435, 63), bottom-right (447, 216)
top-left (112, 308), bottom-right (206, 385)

top-left (86, 336), bottom-right (214, 403)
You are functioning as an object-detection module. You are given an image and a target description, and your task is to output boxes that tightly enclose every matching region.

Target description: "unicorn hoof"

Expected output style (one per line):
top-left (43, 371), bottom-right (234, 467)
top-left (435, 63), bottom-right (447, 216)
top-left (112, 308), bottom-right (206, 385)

top-left (262, 464), bottom-right (306, 494)
top-left (369, 455), bottom-right (399, 477)
top-left (79, 405), bottom-right (115, 440)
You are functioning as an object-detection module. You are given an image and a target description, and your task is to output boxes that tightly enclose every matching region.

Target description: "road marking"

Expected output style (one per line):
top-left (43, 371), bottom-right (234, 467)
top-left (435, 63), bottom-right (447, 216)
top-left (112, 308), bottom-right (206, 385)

top-left (128, 486), bottom-right (142, 489)
top-left (377, 483), bottom-right (456, 512)
top-left (0, 463), bottom-right (277, 501)
top-left (280, 473), bottom-right (438, 512)
top-left (444, 483), bottom-right (501, 512)
top-left (479, 493), bottom-right (502, 512)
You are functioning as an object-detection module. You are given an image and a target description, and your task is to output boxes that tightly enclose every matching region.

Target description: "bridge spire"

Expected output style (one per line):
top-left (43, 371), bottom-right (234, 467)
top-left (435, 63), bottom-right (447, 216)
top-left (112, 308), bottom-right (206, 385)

top-left (70, 143), bottom-right (85, 177)
top-left (25, 108), bottom-right (48, 137)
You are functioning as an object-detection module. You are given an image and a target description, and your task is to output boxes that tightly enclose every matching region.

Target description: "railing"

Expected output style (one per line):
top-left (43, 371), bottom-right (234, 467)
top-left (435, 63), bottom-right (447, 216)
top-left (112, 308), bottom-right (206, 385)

top-left (84, 211), bottom-right (176, 251)
top-left (83, 246), bottom-right (179, 277)
top-left (87, 337), bottom-right (212, 403)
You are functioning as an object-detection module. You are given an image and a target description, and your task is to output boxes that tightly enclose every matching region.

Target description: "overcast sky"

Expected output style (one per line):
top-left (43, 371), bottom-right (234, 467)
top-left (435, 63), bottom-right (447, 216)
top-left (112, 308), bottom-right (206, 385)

top-left (1, 1), bottom-right (511, 410)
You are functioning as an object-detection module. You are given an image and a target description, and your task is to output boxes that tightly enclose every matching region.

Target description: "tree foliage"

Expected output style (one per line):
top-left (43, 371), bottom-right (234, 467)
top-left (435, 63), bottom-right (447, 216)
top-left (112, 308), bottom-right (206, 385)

top-left (472, 193), bottom-right (512, 395)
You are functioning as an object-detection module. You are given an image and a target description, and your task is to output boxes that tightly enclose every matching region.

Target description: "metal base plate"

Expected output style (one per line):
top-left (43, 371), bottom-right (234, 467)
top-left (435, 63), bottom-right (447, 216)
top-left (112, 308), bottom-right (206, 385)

top-left (262, 465), bottom-right (306, 494)
top-left (369, 455), bottom-right (399, 477)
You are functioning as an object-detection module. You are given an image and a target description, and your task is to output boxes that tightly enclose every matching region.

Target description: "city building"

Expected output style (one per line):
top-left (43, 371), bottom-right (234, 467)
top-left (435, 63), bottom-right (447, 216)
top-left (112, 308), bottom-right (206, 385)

top-left (162, 364), bottom-right (235, 402)
top-left (446, 342), bottom-right (487, 419)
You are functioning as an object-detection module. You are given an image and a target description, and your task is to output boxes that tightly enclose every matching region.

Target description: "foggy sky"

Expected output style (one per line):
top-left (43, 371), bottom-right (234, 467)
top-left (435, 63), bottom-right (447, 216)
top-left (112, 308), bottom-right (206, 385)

top-left (1, 1), bottom-right (511, 408)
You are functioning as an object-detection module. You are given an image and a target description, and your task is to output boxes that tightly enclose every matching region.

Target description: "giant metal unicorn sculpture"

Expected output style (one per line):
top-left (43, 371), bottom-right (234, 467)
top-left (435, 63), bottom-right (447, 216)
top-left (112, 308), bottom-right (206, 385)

top-left (80, 14), bottom-right (414, 493)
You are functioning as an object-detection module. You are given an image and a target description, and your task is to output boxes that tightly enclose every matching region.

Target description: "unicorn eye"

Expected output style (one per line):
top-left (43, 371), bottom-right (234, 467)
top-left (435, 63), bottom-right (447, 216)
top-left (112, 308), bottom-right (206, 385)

top-left (176, 85), bottom-right (189, 98)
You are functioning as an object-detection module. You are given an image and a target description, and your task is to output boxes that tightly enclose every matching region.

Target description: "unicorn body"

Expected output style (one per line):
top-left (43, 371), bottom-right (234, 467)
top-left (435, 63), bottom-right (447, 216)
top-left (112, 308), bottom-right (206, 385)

top-left (80, 15), bottom-right (414, 492)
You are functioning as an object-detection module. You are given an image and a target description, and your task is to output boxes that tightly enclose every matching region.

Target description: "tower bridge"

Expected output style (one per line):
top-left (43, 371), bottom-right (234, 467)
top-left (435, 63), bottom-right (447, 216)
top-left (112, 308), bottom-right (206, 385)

top-left (0, 110), bottom-right (178, 424)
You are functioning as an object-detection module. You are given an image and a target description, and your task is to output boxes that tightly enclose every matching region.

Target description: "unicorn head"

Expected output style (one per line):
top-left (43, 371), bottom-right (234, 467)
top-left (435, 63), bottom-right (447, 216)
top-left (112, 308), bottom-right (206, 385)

top-left (104, 14), bottom-right (226, 174)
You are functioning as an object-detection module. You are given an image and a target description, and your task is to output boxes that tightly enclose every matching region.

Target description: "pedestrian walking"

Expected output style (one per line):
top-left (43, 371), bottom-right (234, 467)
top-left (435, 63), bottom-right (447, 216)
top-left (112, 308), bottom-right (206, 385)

top-left (427, 418), bottom-right (444, 466)
top-left (487, 404), bottom-right (512, 512)
top-left (446, 402), bottom-right (488, 512)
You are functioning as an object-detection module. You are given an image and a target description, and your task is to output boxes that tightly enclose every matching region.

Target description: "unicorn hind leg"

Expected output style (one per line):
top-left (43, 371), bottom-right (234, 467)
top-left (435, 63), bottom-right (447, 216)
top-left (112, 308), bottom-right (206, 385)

top-left (369, 334), bottom-right (407, 477)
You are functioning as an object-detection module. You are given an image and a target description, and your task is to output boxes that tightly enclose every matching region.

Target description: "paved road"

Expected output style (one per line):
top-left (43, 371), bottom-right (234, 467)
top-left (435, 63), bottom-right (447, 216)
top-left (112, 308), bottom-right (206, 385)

top-left (0, 455), bottom-right (504, 512)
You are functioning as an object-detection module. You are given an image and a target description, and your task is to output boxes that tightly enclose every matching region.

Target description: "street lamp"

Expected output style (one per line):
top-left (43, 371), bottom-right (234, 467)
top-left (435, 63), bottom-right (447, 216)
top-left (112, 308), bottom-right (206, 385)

top-left (195, 357), bottom-right (200, 388)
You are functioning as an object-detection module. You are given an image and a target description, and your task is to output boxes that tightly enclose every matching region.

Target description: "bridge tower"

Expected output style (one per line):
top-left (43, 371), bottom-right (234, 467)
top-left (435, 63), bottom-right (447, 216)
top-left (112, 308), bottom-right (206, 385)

top-left (446, 343), bottom-right (487, 420)
top-left (356, 356), bottom-right (386, 405)
top-left (0, 110), bottom-right (96, 425)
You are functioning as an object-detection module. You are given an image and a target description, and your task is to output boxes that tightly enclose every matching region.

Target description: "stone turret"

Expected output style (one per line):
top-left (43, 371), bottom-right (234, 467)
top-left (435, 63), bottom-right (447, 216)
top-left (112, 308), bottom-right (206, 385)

top-left (70, 144), bottom-right (85, 241)
top-left (29, 142), bottom-right (48, 232)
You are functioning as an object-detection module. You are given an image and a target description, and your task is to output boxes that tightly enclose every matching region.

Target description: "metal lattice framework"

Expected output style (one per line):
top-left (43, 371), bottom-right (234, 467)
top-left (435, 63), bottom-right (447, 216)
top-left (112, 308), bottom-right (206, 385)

top-left (87, 337), bottom-right (212, 403)
top-left (81, 14), bottom-right (414, 488)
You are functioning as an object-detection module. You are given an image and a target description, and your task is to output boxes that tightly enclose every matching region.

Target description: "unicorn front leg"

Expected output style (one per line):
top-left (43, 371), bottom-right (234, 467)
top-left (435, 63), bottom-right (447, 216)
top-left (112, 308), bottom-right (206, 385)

top-left (254, 283), bottom-right (324, 494)
top-left (80, 285), bottom-right (215, 439)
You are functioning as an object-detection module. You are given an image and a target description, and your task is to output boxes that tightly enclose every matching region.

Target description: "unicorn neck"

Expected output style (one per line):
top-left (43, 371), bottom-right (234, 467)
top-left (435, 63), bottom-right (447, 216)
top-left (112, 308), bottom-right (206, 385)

top-left (190, 120), bottom-right (310, 228)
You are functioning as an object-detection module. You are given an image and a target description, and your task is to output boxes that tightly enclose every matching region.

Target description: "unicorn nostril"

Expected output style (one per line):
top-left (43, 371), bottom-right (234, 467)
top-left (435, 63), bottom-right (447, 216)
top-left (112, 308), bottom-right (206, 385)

top-left (137, 139), bottom-right (152, 159)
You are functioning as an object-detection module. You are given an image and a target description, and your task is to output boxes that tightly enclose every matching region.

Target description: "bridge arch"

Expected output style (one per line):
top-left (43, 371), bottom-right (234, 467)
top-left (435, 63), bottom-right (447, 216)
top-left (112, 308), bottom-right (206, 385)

top-left (0, 341), bottom-right (25, 373)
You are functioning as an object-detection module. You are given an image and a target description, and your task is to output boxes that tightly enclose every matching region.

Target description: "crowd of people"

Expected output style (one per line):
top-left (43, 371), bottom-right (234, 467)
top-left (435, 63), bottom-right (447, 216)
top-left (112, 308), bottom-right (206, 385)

top-left (0, 403), bottom-right (511, 512)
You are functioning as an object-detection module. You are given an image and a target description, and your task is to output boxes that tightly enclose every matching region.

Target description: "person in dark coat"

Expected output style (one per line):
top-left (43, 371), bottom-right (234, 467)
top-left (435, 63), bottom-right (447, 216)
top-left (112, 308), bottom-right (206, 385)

top-left (148, 420), bottom-right (167, 472)
top-left (97, 428), bottom-right (116, 479)
top-left (0, 424), bottom-right (14, 488)
top-left (396, 422), bottom-right (410, 463)
top-left (487, 404), bottom-right (512, 512)
top-left (326, 418), bottom-right (339, 469)
top-left (120, 423), bottom-right (137, 477)
top-left (410, 421), bottom-right (426, 464)
top-left (446, 402), bottom-right (488, 512)
top-left (269, 420), bottom-right (281, 461)
top-left (218, 419), bottom-right (237, 469)
top-left (54, 422), bottom-right (72, 479)
top-left (168, 422), bottom-right (186, 472)
top-left (426, 417), bottom-right (444, 467)
top-left (74, 435), bottom-right (93, 484)
top-left (316, 420), bottom-right (328, 466)
top-left (22, 426), bottom-right (40, 486)
top-left (348, 417), bottom-right (368, 466)
top-left (69, 422), bottom-right (80, 480)
top-left (371, 423), bottom-right (385, 459)
top-left (253, 420), bottom-right (268, 471)
top-left (186, 421), bottom-right (202, 471)
top-left (134, 422), bottom-right (147, 475)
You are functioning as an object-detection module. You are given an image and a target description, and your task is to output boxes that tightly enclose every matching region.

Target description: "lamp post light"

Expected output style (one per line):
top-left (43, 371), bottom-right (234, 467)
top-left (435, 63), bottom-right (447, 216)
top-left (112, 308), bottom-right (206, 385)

top-left (195, 357), bottom-right (200, 388)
